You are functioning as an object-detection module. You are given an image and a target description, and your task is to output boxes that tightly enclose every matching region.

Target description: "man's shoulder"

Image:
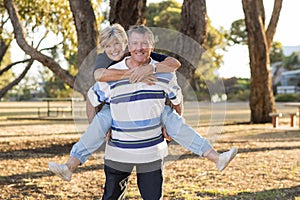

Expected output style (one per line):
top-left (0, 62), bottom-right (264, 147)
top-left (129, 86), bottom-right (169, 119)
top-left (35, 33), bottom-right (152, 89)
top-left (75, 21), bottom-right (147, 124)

top-left (108, 57), bottom-right (129, 70)
top-left (150, 57), bottom-right (159, 64)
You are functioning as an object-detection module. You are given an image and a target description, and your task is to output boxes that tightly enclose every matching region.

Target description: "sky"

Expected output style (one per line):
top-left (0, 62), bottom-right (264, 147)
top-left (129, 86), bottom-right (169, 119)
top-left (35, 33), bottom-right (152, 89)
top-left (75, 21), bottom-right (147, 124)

top-left (150, 0), bottom-right (300, 78)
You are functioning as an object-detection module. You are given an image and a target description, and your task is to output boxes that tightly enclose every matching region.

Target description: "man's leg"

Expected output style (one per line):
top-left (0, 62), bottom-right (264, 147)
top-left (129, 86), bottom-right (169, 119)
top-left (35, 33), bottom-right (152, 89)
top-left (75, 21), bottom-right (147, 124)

top-left (136, 160), bottom-right (163, 200)
top-left (102, 160), bottom-right (133, 200)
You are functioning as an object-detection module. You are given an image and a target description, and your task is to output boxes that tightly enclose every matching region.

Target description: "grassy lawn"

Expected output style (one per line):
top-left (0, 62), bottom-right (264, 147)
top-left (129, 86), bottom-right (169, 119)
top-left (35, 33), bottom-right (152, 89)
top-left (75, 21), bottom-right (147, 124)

top-left (0, 101), bottom-right (299, 199)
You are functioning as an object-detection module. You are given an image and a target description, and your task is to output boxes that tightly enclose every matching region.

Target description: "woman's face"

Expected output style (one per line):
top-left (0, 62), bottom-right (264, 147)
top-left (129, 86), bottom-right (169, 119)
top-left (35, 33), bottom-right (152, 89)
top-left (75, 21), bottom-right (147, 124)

top-left (104, 38), bottom-right (126, 61)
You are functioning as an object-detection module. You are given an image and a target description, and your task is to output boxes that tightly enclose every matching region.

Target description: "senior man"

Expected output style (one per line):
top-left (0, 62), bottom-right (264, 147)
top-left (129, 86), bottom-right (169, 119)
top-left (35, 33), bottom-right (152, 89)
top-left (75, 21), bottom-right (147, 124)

top-left (88, 25), bottom-right (237, 200)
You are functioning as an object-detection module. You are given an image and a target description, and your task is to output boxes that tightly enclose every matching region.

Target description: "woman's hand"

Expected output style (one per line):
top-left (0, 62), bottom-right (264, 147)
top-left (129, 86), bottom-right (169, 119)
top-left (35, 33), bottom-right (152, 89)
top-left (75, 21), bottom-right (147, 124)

top-left (129, 65), bottom-right (152, 83)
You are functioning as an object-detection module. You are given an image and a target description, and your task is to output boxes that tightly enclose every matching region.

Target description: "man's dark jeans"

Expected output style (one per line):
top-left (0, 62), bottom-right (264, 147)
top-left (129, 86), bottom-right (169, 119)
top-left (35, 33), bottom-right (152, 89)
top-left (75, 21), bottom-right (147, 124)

top-left (102, 159), bottom-right (163, 200)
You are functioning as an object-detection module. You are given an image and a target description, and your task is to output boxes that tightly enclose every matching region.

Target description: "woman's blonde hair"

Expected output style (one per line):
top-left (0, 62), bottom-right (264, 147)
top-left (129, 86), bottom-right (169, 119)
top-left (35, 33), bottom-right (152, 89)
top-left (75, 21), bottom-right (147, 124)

top-left (99, 24), bottom-right (128, 48)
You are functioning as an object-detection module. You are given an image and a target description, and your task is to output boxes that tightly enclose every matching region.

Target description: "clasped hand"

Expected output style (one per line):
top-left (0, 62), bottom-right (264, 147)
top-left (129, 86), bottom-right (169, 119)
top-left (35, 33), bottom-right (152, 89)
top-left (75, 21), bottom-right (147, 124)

top-left (129, 64), bottom-right (157, 85)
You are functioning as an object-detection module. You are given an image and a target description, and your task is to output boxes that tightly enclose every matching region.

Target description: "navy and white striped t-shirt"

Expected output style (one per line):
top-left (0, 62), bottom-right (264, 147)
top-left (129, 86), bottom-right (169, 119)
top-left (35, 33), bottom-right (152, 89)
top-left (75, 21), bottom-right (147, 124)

top-left (88, 57), bottom-right (182, 163)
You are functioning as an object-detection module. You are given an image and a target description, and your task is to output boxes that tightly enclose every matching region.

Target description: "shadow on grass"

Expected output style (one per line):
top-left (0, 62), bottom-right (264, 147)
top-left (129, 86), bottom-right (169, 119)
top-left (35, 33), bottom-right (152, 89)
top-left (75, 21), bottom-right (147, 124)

top-left (0, 163), bottom-right (104, 184)
top-left (166, 142), bottom-right (300, 162)
top-left (212, 185), bottom-right (300, 200)
top-left (1, 138), bottom-right (300, 161)
top-left (0, 141), bottom-right (107, 162)
top-left (0, 142), bottom-right (75, 161)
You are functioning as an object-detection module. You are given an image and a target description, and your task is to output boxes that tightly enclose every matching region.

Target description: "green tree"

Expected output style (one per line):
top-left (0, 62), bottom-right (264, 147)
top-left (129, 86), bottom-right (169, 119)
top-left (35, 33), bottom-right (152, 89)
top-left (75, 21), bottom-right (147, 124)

top-left (227, 19), bottom-right (247, 45)
top-left (1, 0), bottom-right (77, 99)
top-left (283, 51), bottom-right (300, 70)
top-left (4, 0), bottom-right (148, 98)
top-left (270, 41), bottom-right (284, 63)
top-left (198, 19), bottom-right (226, 79)
top-left (146, 0), bottom-right (225, 87)
top-left (0, 48), bottom-right (13, 90)
top-left (146, 0), bottom-right (181, 30)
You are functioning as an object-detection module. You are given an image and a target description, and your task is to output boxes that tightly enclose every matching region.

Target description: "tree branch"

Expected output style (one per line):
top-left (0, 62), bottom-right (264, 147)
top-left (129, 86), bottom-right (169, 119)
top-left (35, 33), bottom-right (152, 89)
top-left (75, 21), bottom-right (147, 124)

top-left (0, 58), bottom-right (31, 76)
top-left (0, 59), bottom-right (33, 99)
top-left (4, 0), bottom-right (75, 88)
top-left (266, 0), bottom-right (283, 49)
top-left (0, 38), bottom-right (12, 63)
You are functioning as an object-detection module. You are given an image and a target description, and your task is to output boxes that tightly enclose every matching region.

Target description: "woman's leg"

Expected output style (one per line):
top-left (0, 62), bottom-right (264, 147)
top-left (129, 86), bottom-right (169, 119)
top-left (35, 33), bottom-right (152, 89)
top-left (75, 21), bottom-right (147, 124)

top-left (161, 105), bottom-right (213, 156)
top-left (48, 104), bottom-right (112, 181)
top-left (161, 106), bottom-right (237, 171)
top-left (70, 104), bottom-right (111, 164)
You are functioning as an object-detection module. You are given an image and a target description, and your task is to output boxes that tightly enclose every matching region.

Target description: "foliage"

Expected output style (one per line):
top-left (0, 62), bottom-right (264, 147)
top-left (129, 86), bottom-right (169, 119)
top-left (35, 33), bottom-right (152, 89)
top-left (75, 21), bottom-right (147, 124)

top-left (146, 0), bottom-right (226, 84)
top-left (196, 19), bottom-right (226, 81)
top-left (227, 89), bottom-right (250, 101)
top-left (146, 0), bottom-right (181, 30)
top-left (0, 0), bottom-right (77, 100)
top-left (275, 93), bottom-right (300, 102)
top-left (91, 0), bottom-right (105, 28)
top-left (227, 18), bottom-right (284, 65)
top-left (224, 78), bottom-right (250, 101)
top-left (226, 19), bottom-right (247, 45)
top-left (0, 47), bottom-right (13, 89)
top-left (228, 19), bottom-right (300, 70)
top-left (283, 51), bottom-right (300, 70)
top-left (38, 67), bottom-right (72, 98)
top-left (43, 76), bottom-right (72, 98)
top-left (10, 0), bottom-right (78, 65)
top-left (270, 41), bottom-right (284, 63)
top-left (1, 0), bottom-right (105, 99)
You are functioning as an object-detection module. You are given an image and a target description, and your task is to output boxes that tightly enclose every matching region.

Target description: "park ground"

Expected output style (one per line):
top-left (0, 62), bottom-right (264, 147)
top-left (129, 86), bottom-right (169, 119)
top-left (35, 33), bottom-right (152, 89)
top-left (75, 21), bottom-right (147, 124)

top-left (0, 101), bottom-right (299, 199)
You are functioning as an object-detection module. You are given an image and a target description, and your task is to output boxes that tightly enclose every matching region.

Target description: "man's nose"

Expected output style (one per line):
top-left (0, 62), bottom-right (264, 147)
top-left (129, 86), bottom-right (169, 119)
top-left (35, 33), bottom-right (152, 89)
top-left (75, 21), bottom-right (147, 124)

top-left (136, 43), bottom-right (143, 50)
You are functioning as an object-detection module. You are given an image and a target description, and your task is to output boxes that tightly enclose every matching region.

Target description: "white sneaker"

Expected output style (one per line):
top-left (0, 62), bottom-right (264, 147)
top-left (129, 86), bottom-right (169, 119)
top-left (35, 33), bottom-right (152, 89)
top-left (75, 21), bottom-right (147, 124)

top-left (216, 147), bottom-right (238, 171)
top-left (48, 162), bottom-right (72, 181)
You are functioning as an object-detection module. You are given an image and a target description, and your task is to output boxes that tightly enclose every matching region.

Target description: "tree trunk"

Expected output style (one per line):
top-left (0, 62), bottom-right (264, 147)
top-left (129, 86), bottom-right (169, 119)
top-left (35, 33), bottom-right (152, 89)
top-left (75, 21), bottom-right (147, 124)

top-left (176, 0), bottom-right (207, 93)
top-left (242, 0), bottom-right (282, 123)
top-left (69, 0), bottom-right (99, 96)
top-left (69, 0), bottom-right (98, 67)
top-left (109, 0), bottom-right (147, 30)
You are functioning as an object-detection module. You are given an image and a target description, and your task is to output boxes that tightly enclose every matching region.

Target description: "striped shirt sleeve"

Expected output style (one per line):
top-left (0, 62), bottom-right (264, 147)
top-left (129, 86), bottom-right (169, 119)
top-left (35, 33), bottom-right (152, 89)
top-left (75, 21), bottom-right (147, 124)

top-left (168, 72), bottom-right (183, 105)
top-left (87, 82), bottom-right (111, 107)
top-left (157, 72), bottom-right (182, 106)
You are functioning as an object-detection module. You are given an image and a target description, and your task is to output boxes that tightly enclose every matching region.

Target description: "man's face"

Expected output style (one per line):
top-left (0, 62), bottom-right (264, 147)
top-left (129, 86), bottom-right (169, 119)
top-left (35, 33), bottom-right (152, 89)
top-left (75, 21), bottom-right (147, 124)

top-left (128, 32), bottom-right (154, 65)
